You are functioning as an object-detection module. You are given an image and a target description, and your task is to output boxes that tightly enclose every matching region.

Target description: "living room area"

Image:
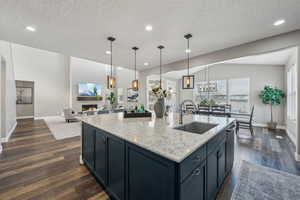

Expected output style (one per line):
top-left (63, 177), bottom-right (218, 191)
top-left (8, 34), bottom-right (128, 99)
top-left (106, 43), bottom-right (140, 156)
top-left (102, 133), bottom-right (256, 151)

top-left (0, 40), bottom-right (140, 141)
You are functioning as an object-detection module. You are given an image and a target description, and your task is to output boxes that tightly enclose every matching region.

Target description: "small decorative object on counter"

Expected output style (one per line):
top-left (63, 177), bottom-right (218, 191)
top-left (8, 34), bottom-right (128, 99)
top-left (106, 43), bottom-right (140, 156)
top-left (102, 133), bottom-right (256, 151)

top-left (150, 86), bottom-right (171, 118)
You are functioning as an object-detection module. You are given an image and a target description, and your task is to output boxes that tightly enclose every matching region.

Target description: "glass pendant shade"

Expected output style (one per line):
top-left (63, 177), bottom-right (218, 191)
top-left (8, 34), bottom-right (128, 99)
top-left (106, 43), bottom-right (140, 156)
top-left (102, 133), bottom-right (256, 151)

top-left (182, 33), bottom-right (194, 89)
top-left (182, 75), bottom-right (195, 89)
top-left (132, 80), bottom-right (139, 91)
top-left (107, 76), bottom-right (116, 89)
top-left (107, 36), bottom-right (116, 89)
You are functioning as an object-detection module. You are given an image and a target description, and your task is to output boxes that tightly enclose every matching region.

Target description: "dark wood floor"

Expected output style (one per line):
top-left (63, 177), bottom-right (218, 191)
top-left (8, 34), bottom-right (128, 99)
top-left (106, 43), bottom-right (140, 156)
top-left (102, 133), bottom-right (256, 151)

top-left (218, 126), bottom-right (300, 200)
top-left (0, 119), bottom-right (109, 200)
top-left (0, 119), bottom-right (300, 200)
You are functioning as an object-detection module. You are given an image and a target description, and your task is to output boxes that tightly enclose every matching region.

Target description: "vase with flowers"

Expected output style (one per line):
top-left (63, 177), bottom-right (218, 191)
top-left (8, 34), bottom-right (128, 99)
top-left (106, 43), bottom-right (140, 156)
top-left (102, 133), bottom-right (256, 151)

top-left (150, 86), bottom-right (171, 118)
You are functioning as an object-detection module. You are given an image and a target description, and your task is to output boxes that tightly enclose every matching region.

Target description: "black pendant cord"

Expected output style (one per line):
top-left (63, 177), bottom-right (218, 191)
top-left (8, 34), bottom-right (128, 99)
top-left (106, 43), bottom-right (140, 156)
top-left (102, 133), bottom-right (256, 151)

top-left (110, 40), bottom-right (113, 77)
top-left (157, 45), bottom-right (164, 89)
top-left (187, 38), bottom-right (190, 76)
top-left (132, 47), bottom-right (139, 81)
top-left (134, 49), bottom-right (137, 80)
top-left (107, 37), bottom-right (116, 79)
top-left (160, 48), bottom-right (162, 88)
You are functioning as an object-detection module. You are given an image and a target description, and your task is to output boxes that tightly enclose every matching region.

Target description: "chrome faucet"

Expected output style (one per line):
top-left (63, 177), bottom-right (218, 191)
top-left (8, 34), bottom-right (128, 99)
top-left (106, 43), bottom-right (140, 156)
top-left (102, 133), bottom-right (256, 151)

top-left (179, 99), bottom-right (196, 124)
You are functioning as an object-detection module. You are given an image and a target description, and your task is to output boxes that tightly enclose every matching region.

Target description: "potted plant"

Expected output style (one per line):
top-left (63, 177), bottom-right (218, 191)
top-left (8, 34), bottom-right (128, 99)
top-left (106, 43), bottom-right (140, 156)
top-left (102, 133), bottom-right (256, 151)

top-left (259, 86), bottom-right (285, 129)
top-left (149, 86), bottom-right (171, 118)
top-left (107, 92), bottom-right (117, 110)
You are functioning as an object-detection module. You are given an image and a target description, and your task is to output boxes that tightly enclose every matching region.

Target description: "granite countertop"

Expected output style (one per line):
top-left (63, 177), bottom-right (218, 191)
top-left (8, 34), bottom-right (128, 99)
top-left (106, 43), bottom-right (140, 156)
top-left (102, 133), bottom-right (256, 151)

top-left (81, 113), bottom-right (235, 163)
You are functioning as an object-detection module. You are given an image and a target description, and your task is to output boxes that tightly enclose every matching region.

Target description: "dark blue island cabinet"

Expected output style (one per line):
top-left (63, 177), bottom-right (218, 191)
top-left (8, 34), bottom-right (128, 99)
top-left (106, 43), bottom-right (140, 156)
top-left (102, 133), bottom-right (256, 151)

top-left (82, 122), bottom-right (235, 200)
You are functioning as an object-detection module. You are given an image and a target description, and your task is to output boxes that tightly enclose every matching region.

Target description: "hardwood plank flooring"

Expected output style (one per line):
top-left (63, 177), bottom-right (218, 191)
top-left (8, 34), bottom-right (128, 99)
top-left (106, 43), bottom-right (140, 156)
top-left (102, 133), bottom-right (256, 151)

top-left (1, 119), bottom-right (300, 200)
top-left (217, 127), bottom-right (300, 200)
top-left (0, 119), bottom-right (108, 200)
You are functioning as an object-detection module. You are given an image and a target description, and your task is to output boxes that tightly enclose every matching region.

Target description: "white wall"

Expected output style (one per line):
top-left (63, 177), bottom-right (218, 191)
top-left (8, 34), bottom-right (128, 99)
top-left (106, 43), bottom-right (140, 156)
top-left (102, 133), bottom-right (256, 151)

top-left (70, 57), bottom-right (138, 112)
top-left (0, 40), bottom-right (17, 141)
top-left (12, 44), bottom-right (69, 117)
top-left (175, 63), bottom-right (285, 126)
top-left (140, 30), bottom-right (300, 158)
top-left (285, 49), bottom-right (298, 145)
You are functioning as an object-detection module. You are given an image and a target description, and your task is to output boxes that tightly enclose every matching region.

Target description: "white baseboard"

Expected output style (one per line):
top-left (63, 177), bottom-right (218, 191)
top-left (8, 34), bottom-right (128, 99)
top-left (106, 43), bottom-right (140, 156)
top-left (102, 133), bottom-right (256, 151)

top-left (0, 121), bottom-right (17, 143)
top-left (253, 123), bottom-right (286, 130)
top-left (16, 116), bottom-right (34, 120)
top-left (295, 153), bottom-right (300, 162)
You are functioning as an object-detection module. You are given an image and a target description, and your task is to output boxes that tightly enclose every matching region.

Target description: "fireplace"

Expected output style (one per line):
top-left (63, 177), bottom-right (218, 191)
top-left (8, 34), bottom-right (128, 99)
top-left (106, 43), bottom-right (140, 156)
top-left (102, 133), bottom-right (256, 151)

top-left (82, 104), bottom-right (98, 111)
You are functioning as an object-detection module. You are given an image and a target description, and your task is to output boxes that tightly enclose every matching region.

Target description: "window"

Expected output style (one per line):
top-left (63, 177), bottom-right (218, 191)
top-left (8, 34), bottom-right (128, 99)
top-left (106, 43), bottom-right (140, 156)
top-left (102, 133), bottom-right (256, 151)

top-left (210, 80), bottom-right (227, 105)
top-left (194, 80), bottom-right (227, 105)
top-left (194, 78), bottom-right (250, 113)
top-left (287, 65), bottom-right (296, 120)
top-left (228, 78), bottom-right (250, 113)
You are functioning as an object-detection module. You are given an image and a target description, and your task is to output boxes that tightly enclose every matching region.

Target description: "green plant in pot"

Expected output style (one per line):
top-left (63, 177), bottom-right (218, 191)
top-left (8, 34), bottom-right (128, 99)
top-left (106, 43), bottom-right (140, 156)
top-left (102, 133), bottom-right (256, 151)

top-left (259, 86), bottom-right (285, 130)
top-left (107, 92), bottom-right (117, 110)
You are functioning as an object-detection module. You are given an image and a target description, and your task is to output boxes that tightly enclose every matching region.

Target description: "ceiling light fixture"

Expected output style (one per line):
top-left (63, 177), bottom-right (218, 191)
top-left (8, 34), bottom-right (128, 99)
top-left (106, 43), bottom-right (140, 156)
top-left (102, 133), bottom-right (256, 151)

top-left (273, 19), bottom-right (285, 26)
top-left (25, 26), bottom-right (36, 32)
top-left (182, 33), bottom-right (194, 89)
top-left (132, 47), bottom-right (139, 91)
top-left (107, 36), bottom-right (116, 89)
top-left (105, 50), bottom-right (111, 55)
top-left (158, 45), bottom-right (165, 89)
top-left (144, 62), bottom-right (149, 66)
top-left (145, 25), bottom-right (153, 31)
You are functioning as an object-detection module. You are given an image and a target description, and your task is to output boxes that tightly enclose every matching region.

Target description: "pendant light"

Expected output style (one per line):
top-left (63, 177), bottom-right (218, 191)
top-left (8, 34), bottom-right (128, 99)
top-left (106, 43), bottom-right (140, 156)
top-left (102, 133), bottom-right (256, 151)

top-left (157, 45), bottom-right (164, 89)
top-left (132, 46), bottom-right (139, 91)
top-left (107, 36), bottom-right (116, 89)
top-left (182, 34), bottom-right (194, 89)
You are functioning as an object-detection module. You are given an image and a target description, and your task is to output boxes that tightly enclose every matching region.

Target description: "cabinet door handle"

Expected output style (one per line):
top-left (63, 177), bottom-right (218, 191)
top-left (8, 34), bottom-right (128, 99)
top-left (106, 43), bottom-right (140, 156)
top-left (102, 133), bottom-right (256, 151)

top-left (192, 168), bottom-right (201, 176)
top-left (192, 155), bottom-right (202, 163)
top-left (102, 136), bottom-right (106, 142)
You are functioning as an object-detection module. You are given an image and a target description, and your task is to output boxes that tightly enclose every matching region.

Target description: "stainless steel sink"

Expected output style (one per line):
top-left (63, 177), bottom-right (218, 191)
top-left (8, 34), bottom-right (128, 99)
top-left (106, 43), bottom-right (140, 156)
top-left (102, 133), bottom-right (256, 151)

top-left (174, 122), bottom-right (218, 135)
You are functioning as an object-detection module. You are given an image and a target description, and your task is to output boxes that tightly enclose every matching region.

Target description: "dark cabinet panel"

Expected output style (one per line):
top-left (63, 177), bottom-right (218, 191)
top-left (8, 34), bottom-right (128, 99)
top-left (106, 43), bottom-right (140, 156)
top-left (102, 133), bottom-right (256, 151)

top-left (180, 146), bottom-right (206, 182)
top-left (127, 145), bottom-right (175, 200)
top-left (226, 129), bottom-right (235, 175)
top-left (107, 135), bottom-right (125, 200)
top-left (181, 161), bottom-right (206, 200)
top-left (207, 148), bottom-right (218, 200)
top-left (217, 143), bottom-right (226, 187)
top-left (82, 124), bottom-right (95, 170)
top-left (95, 131), bottom-right (107, 184)
top-left (207, 137), bottom-right (226, 200)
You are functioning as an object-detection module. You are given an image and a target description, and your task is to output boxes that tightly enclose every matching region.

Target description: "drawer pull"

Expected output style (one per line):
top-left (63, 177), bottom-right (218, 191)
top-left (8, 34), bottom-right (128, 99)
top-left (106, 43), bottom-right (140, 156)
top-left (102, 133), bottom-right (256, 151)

top-left (192, 168), bottom-right (201, 176)
top-left (192, 155), bottom-right (202, 163)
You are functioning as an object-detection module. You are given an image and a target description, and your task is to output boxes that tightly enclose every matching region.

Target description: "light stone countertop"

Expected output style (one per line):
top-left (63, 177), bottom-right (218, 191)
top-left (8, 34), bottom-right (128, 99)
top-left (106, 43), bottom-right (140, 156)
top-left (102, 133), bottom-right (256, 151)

top-left (81, 113), bottom-right (235, 163)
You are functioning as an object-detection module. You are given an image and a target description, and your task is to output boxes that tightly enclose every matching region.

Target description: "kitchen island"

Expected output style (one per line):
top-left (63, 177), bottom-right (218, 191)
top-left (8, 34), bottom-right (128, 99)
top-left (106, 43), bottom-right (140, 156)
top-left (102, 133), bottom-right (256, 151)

top-left (81, 113), bottom-right (235, 200)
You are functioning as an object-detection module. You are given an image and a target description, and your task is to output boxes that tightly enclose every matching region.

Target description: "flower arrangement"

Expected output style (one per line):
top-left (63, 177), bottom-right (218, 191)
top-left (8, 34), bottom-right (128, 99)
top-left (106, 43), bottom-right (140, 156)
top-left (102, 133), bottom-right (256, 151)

top-left (149, 85), bottom-right (172, 99)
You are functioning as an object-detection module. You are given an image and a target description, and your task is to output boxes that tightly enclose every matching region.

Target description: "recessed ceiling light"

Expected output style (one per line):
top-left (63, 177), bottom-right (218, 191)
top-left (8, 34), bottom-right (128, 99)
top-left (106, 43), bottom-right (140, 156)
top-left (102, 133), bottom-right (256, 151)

top-left (25, 26), bottom-right (36, 32)
top-left (105, 50), bottom-right (111, 55)
top-left (144, 62), bottom-right (149, 66)
top-left (145, 25), bottom-right (153, 31)
top-left (185, 49), bottom-right (191, 54)
top-left (273, 19), bottom-right (285, 26)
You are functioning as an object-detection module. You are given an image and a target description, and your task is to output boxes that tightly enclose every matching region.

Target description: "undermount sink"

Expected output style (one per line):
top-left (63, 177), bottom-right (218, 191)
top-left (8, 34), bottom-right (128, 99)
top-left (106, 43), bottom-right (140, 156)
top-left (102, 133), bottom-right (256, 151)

top-left (174, 122), bottom-right (218, 135)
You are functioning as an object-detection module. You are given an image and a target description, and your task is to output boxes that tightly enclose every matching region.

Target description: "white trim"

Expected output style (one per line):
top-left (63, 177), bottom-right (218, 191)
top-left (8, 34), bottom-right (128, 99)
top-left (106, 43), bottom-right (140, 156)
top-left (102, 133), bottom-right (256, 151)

top-left (295, 153), bottom-right (300, 162)
top-left (285, 128), bottom-right (296, 146)
top-left (16, 116), bottom-right (34, 120)
top-left (253, 123), bottom-right (286, 130)
top-left (0, 121), bottom-right (17, 143)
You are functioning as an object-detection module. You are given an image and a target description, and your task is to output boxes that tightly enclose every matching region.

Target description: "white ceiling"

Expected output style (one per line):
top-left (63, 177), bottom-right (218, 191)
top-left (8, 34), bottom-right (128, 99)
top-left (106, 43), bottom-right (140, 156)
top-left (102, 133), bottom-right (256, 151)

top-left (163, 47), bottom-right (295, 79)
top-left (1, 0), bottom-right (300, 70)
